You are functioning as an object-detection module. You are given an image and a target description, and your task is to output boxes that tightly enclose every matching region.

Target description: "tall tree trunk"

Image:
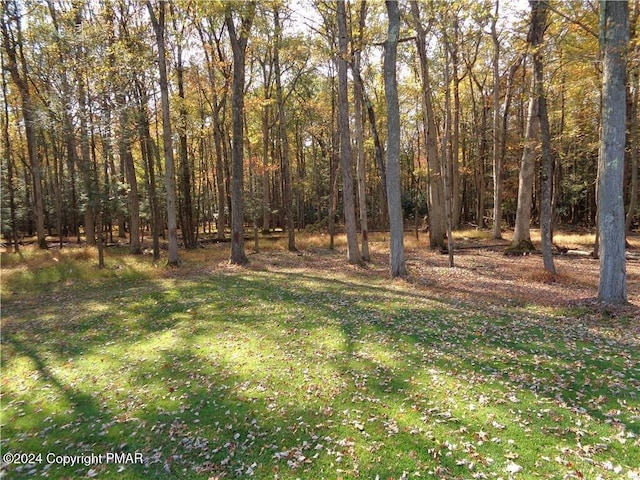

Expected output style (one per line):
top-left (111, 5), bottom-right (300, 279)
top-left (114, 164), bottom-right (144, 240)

top-left (451, 20), bottom-right (462, 229)
top-left (118, 101), bottom-right (141, 254)
top-left (213, 108), bottom-right (227, 240)
top-left (384, 0), bottom-right (407, 278)
top-left (533, 1), bottom-right (555, 274)
top-left (337, 0), bottom-right (362, 264)
top-left (137, 90), bottom-right (161, 261)
top-left (353, 69), bottom-right (388, 229)
top-left (442, 34), bottom-right (455, 267)
top-left (475, 77), bottom-right (488, 230)
top-left (411, 0), bottom-right (446, 250)
top-left (1, 47), bottom-right (19, 252)
top-left (626, 6), bottom-right (639, 234)
top-left (598, 0), bottom-right (628, 304)
top-left (225, 3), bottom-right (256, 265)
top-left (511, 69), bottom-right (540, 248)
top-left (261, 61), bottom-right (271, 233)
top-left (329, 82), bottom-right (338, 250)
top-left (74, 6), bottom-right (96, 247)
top-left (353, 1), bottom-right (370, 260)
top-left (274, 6), bottom-right (296, 252)
top-left (147, 0), bottom-right (180, 266)
top-left (176, 39), bottom-right (196, 249)
top-left (1, 0), bottom-right (47, 248)
top-left (491, 2), bottom-right (503, 239)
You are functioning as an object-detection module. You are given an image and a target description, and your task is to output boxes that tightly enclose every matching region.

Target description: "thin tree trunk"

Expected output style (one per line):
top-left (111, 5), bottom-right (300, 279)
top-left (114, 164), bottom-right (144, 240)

top-left (329, 85), bottom-right (338, 250)
top-left (625, 42), bottom-right (639, 234)
top-left (353, 1), bottom-right (370, 261)
top-left (451, 21), bottom-right (462, 229)
top-left (491, 2), bottom-right (503, 239)
top-left (443, 36), bottom-right (455, 267)
top-left (1, 0), bottom-right (47, 249)
top-left (1, 48), bottom-right (19, 252)
top-left (176, 39), bottom-right (196, 249)
top-left (261, 63), bottom-right (271, 233)
top-left (410, 0), bottom-right (446, 250)
top-left (138, 95), bottom-right (161, 261)
top-left (533, 2), bottom-right (555, 274)
top-left (118, 100), bottom-right (141, 254)
top-left (384, 0), bottom-right (407, 278)
top-left (74, 6), bottom-right (96, 247)
top-left (147, 0), bottom-right (180, 266)
top-left (511, 79), bottom-right (539, 250)
top-left (225, 3), bottom-right (256, 265)
top-left (337, 0), bottom-right (362, 264)
top-left (598, 0), bottom-right (628, 304)
top-left (353, 69), bottom-right (388, 229)
top-left (274, 6), bottom-right (296, 252)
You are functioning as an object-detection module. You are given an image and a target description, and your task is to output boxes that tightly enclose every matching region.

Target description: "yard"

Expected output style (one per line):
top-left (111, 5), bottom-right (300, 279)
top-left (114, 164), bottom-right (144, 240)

top-left (1, 231), bottom-right (639, 479)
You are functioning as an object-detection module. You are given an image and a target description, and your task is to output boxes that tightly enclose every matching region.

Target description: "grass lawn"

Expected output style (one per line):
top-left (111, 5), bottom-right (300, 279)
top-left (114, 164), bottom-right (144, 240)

top-left (1, 236), bottom-right (639, 479)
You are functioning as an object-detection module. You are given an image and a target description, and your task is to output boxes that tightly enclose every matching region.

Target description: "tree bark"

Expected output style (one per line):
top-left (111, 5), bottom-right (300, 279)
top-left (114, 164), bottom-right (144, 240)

top-left (274, 6), bottom-right (296, 252)
top-left (626, 5), bottom-right (639, 234)
top-left (225, 3), bottom-right (255, 265)
top-left (176, 38), bottom-right (196, 249)
top-left (443, 33), bottom-right (455, 267)
top-left (511, 3), bottom-right (548, 252)
top-left (120, 110), bottom-right (141, 254)
top-left (353, 1), bottom-right (370, 261)
top-left (147, 0), bottom-right (180, 266)
top-left (74, 6), bottom-right (96, 247)
top-left (384, 0), bottom-right (407, 278)
top-left (1, 0), bottom-right (47, 249)
top-left (598, 0), bottom-right (628, 304)
top-left (1, 44), bottom-right (19, 252)
top-left (533, 1), bottom-right (555, 274)
top-left (410, 0), bottom-right (446, 250)
top-left (337, 0), bottom-right (362, 264)
top-left (353, 69), bottom-right (388, 229)
top-left (136, 88), bottom-right (161, 261)
top-left (491, 2), bottom-right (503, 239)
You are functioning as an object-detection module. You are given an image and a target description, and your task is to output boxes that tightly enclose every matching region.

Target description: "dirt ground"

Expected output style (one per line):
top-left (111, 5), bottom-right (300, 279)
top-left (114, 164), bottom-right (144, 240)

top-left (239, 230), bottom-right (640, 325)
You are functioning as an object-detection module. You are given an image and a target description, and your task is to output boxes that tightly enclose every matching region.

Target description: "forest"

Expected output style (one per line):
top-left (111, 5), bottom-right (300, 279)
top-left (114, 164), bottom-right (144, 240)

top-left (2, 2), bottom-right (640, 478)
top-left (1, 0), bottom-right (638, 298)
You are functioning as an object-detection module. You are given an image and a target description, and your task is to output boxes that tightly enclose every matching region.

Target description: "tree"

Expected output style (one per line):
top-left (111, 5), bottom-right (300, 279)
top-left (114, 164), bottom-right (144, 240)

top-left (598, 0), bottom-right (628, 304)
top-left (1, 0), bottom-right (47, 249)
top-left (225, 2), bottom-right (256, 265)
top-left (491, 1), bottom-right (502, 240)
top-left (273, 4), bottom-right (296, 252)
top-left (510, 0), bottom-right (545, 252)
top-left (147, 0), bottom-right (180, 266)
top-left (625, 0), bottom-right (639, 235)
top-left (410, 0), bottom-right (446, 251)
top-left (173, 7), bottom-right (196, 250)
top-left (73, 4), bottom-right (97, 247)
top-left (352, 0), bottom-right (370, 261)
top-left (194, 15), bottom-right (230, 241)
top-left (1, 45), bottom-right (18, 252)
top-left (384, 0), bottom-right (407, 278)
top-left (531, 1), bottom-right (556, 275)
top-left (336, 0), bottom-right (362, 265)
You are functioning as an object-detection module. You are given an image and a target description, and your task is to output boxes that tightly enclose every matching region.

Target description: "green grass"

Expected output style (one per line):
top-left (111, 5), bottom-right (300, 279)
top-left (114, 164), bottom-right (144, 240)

top-left (1, 245), bottom-right (639, 479)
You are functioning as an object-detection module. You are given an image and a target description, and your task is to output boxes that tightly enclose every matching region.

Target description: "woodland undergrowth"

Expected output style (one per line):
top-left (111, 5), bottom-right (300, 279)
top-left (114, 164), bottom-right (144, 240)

top-left (1, 232), bottom-right (639, 479)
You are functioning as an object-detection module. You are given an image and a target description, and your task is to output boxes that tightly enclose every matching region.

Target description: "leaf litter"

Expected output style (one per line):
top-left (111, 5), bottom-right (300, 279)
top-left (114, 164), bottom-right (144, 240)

top-left (1, 240), bottom-right (639, 479)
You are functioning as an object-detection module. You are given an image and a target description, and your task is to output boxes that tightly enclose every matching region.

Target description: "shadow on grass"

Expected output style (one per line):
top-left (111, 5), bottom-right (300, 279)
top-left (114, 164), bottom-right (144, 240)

top-left (2, 268), bottom-right (639, 479)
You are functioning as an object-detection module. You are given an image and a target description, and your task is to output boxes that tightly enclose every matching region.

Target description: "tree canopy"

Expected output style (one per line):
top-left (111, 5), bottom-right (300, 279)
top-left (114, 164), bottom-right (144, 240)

top-left (1, 0), bottom-right (638, 293)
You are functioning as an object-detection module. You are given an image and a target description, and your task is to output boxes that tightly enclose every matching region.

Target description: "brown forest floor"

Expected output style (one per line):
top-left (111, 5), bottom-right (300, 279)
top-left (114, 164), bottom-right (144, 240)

top-left (4, 227), bottom-right (639, 322)
top-left (231, 228), bottom-right (640, 325)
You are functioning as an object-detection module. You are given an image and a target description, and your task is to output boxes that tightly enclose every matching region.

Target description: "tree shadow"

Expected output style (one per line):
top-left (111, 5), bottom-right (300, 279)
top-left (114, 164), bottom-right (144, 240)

top-left (2, 266), bottom-right (639, 479)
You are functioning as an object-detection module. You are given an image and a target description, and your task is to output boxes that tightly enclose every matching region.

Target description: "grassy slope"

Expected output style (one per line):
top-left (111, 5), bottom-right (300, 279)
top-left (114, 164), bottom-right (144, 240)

top-left (1, 240), bottom-right (639, 479)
